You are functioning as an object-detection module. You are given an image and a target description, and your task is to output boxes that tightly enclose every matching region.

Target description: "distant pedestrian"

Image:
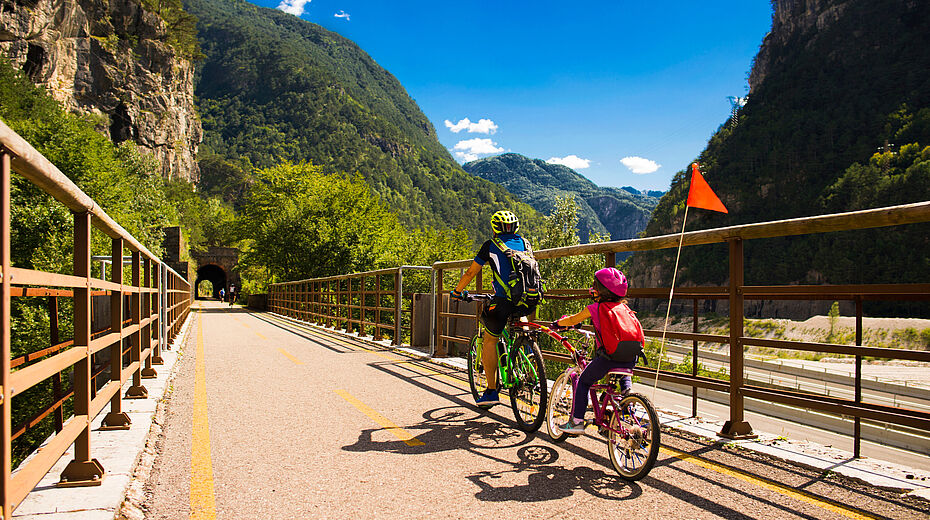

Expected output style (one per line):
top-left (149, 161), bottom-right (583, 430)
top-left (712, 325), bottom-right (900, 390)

top-left (229, 285), bottom-right (236, 306)
top-left (219, 288), bottom-right (226, 302)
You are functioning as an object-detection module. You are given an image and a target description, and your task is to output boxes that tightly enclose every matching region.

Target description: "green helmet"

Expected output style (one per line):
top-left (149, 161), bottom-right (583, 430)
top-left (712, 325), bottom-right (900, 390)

top-left (490, 210), bottom-right (519, 235)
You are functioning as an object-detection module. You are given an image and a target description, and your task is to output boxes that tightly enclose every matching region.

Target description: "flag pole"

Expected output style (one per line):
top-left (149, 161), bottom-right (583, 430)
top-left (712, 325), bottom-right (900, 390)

top-left (652, 200), bottom-right (689, 401)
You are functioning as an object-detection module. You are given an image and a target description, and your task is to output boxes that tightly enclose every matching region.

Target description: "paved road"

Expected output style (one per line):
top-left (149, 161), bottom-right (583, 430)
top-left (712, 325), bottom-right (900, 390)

top-left (140, 302), bottom-right (930, 519)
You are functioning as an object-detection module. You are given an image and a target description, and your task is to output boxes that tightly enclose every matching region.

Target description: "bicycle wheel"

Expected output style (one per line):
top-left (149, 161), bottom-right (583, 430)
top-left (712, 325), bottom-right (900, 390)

top-left (608, 392), bottom-right (660, 481)
top-left (467, 334), bottom-right (488, 402)
top-left (508, 336), bottom-right (547, 432)
top-left (545, 370), bottom-right (575, 443)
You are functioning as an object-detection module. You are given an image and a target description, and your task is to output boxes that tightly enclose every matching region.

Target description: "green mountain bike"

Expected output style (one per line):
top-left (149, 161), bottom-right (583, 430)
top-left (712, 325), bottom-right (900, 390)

top-left (465, 294), bottom-right (548, 432)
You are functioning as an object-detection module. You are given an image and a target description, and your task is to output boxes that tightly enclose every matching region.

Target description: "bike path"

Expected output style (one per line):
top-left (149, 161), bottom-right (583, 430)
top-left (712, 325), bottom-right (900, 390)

top-left (140, 301), bottom-right (930, 519)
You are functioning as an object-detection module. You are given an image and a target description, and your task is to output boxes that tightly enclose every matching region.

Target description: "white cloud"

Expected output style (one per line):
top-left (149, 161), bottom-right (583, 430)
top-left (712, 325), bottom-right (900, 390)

top-left (277, 0), bottom-right (311, 16)
top-left (444, 117), bottom-right (498, 134)
top-left (620, 156), bottom-right (660, 174)
top-left (334, 10), bottom-right (350, 20)
top-left (452, 138), bottom-right (504, 162)
top-left (546, 155), bottom-right (591, 170)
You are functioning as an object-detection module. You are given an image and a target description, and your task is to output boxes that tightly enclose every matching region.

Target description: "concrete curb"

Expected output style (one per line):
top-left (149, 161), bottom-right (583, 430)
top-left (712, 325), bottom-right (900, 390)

top-left (11, 312), bottom-right (194, 520)
top-left (264, 312), bottom-right (930, 500)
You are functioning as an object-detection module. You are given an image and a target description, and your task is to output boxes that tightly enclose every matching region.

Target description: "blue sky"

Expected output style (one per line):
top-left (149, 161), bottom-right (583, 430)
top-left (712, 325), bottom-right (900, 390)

top-left (250, 1), bottom-right (773, 192)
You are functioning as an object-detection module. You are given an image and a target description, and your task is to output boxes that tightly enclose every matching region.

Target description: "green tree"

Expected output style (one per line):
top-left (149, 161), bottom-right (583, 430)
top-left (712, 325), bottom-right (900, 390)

top-left (529, 195), bottom-right (609, 323)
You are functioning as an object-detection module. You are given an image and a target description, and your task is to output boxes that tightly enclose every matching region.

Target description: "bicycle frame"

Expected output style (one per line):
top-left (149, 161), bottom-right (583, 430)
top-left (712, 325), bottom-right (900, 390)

top-left (546, 326), bottom-right (635, 437)
top-left (476, 318), bottom-right (547, 389)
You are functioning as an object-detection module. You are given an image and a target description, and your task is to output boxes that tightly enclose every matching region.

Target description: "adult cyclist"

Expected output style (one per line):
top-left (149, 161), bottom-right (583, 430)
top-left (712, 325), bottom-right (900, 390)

top-left (450, 210), bottom-right (536, 408)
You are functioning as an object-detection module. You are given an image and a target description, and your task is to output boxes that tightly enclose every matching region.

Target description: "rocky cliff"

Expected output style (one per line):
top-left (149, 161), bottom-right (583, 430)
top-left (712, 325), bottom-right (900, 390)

top-left (748, 0), bottom-right (848, 92)
top-left (0, 0), bottom-right (201, 181)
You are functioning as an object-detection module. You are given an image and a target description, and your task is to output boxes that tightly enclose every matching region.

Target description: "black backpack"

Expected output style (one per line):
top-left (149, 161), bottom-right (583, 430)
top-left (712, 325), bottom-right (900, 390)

top-left (491, 236), bottom-right (545, 313)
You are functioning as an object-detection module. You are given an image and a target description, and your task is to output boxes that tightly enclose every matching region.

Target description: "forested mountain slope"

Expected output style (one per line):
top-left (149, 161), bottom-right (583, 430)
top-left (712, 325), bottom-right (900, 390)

top-left (629, 0), bottom-right (930, 297)
top-left (463, 153), bottom-right (660, 243)
top-left (183, 0), bottom-right (536, 241)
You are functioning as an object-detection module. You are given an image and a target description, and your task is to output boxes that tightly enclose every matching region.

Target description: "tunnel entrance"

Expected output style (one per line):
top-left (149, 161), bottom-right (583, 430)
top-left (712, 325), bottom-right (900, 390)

top-left (195, 264), bottom-right (227, 300)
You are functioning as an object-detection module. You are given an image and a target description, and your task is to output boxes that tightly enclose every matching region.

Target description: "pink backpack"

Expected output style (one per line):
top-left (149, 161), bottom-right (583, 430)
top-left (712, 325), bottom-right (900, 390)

top-left (595, 302), bottom-right (645, 354)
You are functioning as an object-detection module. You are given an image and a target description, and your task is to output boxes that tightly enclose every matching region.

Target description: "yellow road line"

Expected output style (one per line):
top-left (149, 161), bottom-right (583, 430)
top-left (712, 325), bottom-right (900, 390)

top-left (277, 348), bottom-right (305, 365)
top-left (259, 312), bottom-right (877, 518)
top-left (335, 389), bottom-right (425, 447)
top-left (663, 446), bottom-right (878, 519)
top-left (232, 314), bottom-right (267, 339)
top-left (191, 313), bottom-right (217, 520)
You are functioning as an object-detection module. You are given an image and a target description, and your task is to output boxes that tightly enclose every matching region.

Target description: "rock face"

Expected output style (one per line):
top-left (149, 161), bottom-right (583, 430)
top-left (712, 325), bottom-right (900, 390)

top-left (748, 0), bottom-right (848, 93)
top-left (0, 0), bottom-right (201, 181)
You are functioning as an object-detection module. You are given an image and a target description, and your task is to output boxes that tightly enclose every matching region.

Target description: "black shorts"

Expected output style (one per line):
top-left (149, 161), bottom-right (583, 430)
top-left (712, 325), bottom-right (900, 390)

top-left (480, 297), bottom-right (534, 336)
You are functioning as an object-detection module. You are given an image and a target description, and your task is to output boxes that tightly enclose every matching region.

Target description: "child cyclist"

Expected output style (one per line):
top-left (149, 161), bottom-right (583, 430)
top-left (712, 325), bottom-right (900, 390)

top-left (549, 267), bottom-right (645, 434)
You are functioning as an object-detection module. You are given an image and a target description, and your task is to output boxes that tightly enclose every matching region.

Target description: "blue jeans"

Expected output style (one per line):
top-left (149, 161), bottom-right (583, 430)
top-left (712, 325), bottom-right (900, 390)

top-left (571, 355), bottom-right (634, 421)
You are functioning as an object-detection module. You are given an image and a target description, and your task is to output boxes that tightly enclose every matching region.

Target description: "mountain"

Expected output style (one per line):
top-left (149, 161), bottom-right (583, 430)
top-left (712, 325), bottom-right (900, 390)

top-left (0, 0), bottom-right (202, 180)
top-left (183, 0), bottom-right (536, 241)
top-left (462, 153), bottom-right (661, 244)
top-left (629, 0), bottom-right (930, 303)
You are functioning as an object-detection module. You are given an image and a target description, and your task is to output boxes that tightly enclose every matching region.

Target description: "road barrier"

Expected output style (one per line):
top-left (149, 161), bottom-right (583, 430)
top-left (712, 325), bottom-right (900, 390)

top-left (268, 266), bottom-right (432, 348)
top-left (432, 200), bottom-right (930, 455)
top-left (0, 120), bottom-right (192, 517)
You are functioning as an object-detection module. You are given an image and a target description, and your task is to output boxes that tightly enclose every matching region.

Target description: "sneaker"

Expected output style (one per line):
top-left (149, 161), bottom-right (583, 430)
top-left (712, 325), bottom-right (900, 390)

top-left (557, 419), bottom-right (586, 435)
top-left (476, 389), bottom-right (500, 408)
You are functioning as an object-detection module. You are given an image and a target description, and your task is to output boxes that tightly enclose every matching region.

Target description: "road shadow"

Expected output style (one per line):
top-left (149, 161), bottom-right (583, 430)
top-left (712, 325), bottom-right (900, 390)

top-left (656, 430), bottom-right (928, 518)
top-left (249, 313), bottom-right (922, 517)
top-left (343, 405), bottom-right (641, 502)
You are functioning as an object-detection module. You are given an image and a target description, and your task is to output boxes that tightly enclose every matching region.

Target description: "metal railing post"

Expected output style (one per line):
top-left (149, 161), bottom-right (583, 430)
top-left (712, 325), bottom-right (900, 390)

top-left (434, 268), bottom-right (444, 357)
top-left (1, 150), bottom-right (12, 517)
top-left (720, 238), bottom-right (755, 439)
top-left (394, 269), bottom-right (402, 345)
top-left (141, 258), bottom-right (157, 379)
top-left (692, 298), bottom-right (699, 418)
top-left (101, 238), bottom-right (130, 430)
top-left (160, 263), bottom-right (167, 351)
top-left (48, 295), bottom-right (63, 432)
top-left (854, 296), bottom-right (863, 458)
top-left (375, 275), bottom-right (382, 340)
top-left (125, 251), bottom-right (147, 399)
top-left (58, 211), bottom-right (105, 486)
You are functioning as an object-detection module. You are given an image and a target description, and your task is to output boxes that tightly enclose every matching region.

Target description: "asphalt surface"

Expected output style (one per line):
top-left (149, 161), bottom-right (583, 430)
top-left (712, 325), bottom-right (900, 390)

top-left (140, 301), bottom-right (930, 519)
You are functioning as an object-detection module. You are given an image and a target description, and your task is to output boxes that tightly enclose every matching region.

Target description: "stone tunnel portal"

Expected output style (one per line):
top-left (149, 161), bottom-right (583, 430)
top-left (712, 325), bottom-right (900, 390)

top-left (195, 264), bottom-right (227, 300)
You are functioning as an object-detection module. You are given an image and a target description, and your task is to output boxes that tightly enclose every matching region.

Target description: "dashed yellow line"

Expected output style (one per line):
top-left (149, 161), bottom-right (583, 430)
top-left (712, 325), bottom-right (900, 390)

top-left (335, 389), bottom-right (425, 447)
top-left (277, 348), bottom-right (304, 365)
top-left (663, 446), bottom-right (878, 519)
top-left (265, 314), bottom-right (882, 518)
top-left (191, 312), bottom-right (216, 520)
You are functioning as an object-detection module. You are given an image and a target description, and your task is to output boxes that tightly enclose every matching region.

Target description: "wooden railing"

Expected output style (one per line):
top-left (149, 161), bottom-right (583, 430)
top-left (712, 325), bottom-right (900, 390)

top-left (0, 120), bottom-right (192, 516)
top-left (268, 266), bottom-right (432, 347)
top-left (433, 201), bottom-right (930, 453)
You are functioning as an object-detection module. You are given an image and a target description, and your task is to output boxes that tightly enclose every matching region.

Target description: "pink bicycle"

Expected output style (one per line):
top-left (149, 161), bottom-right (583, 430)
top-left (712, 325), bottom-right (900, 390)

top-left (545, 326), bottom-right (660, 481)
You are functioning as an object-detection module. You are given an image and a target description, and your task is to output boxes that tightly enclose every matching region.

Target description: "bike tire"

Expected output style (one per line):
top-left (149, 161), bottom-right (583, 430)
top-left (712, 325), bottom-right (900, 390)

top-left (545, 370), bottom-right (575, 443)
top-left (508, 336), bottom-right (547, 432)
top-left (608, 392), bottom-right (660, 481)
top-left (466, 334), bottom-right (487, 402)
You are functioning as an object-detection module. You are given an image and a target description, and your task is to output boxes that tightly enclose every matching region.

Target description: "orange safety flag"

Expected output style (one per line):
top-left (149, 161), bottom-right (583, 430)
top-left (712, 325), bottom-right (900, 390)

top-left (686, 163), bottom-right (728, 213)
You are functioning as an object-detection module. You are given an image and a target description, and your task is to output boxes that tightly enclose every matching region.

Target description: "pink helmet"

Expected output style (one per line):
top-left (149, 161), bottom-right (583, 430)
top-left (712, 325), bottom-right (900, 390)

top-left (594, 267), bottom-right (628, 298)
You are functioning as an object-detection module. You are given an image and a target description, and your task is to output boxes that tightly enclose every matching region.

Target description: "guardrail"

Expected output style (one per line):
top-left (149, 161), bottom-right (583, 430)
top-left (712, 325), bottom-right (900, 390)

top-left (433, 201), bottom-right (930, 456)
top-left (0, 120), bottom-right (192, 516)
top-left (268, 266), bottom-right (432, 348)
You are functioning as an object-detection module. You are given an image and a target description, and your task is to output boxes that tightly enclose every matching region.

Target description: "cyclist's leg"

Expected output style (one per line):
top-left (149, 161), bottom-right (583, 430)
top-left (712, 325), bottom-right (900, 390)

top-left (481, 330), bottom-right (498, 390)
top-left (478, 299), bottom-right (508, 392)
top-left (571, 356), bottom-right (614, 421)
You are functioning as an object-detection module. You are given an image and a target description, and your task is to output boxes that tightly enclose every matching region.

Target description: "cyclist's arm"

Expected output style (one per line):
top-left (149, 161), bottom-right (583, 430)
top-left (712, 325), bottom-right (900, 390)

top-left (554, 307), bottom-right (591, 327)
top-left (453, 261), bottom-right (483, 293)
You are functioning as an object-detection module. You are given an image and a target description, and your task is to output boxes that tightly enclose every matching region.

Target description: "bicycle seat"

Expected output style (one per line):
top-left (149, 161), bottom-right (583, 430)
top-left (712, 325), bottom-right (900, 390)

top-left (606, 367), bottom-right (633, 376)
